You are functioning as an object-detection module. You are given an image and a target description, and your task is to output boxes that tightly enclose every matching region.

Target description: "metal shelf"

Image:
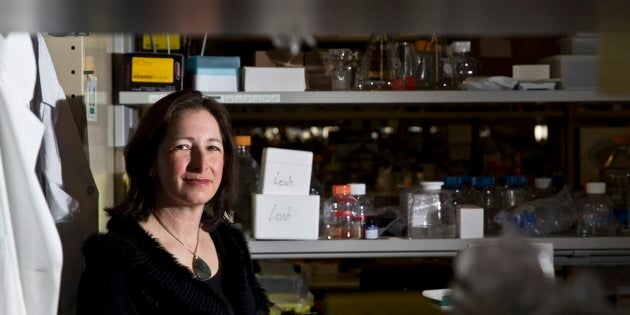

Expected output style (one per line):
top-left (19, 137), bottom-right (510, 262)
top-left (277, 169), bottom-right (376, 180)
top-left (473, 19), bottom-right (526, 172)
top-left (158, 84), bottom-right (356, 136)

top-left (119, 90), bottom-right (630, 106)
top-left (248, 237), bottom-right (630, 264)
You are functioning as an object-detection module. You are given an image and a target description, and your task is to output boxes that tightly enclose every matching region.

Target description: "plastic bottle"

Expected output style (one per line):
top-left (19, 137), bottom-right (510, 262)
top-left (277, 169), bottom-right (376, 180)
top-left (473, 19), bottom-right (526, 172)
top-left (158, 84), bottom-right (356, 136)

top-left (408, 181), bottom-right (456, 238)
top-left (232, 135), bottom-right (260, 235)
top-left (471, 176), bottom-right (500, 234)
top-left (503, 175), bottom-right (529, 209)
top-left (450, 41), bottom-right (478, 90)
top-left (530, 177), bottom-right (554, 200)
top-left (599, 135), bottom-right (630, 228)
top-left (442, 176), bottom-right (464, 207)
top-left (577, 182), bottom-right (616, 237)
top-left (349, 183), bottom-right (372, 239)
top-left (332, 184), bottom-right (360, 239)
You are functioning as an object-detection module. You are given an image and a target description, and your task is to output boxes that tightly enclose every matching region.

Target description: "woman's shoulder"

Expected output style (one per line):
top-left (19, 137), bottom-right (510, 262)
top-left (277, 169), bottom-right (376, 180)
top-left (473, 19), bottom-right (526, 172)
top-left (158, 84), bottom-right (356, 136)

top-left (213, 220), bottom-right (250, 245)
top-left (82, 214), bottom-right (155, 268)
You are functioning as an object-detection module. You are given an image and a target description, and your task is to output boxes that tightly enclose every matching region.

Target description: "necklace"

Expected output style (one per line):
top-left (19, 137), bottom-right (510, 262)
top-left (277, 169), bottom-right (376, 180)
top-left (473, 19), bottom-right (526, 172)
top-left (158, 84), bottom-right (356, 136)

top-left (152, 213), bottom-right (212, 281)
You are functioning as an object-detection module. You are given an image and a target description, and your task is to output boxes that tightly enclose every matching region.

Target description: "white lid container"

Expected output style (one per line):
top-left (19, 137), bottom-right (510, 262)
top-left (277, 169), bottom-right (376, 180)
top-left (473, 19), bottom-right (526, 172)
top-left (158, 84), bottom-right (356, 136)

top-left (348, 183), bottom-right (366, 195)
top-left (421, 181), bottom-right (444, 191)
top-left (586, 182), bottom-right (606, 194)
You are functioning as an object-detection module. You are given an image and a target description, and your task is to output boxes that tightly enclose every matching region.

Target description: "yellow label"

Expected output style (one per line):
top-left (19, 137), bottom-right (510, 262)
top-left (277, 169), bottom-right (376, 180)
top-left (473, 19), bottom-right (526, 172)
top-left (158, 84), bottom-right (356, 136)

top-left (131, 57), bottom-right (174, 83)
top-left (142, 33), bottom-right (181, 50)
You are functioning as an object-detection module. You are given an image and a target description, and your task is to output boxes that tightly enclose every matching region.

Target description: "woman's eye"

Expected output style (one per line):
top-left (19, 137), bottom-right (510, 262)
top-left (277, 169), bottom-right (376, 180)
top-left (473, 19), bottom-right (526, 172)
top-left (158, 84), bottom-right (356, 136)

top-left (208, 145), bottom-right (222, 152)
top-left (174, 144), bottom-right (191, 151)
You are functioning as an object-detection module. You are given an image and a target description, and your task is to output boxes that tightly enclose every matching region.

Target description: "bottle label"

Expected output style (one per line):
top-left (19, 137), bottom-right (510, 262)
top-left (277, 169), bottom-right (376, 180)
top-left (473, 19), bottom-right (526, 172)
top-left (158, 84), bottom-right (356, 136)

top-left (365, 226), bottom-right (378, 239)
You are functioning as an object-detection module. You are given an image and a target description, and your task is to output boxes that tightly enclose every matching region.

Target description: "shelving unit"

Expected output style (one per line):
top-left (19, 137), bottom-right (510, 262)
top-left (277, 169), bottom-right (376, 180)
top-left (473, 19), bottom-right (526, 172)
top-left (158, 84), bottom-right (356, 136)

top-left (116, 86), bottom-right (630, 267)
top-left (119, 90), bottom-right (630, 106)
top-left (248, 237), bottom-right (630, 265)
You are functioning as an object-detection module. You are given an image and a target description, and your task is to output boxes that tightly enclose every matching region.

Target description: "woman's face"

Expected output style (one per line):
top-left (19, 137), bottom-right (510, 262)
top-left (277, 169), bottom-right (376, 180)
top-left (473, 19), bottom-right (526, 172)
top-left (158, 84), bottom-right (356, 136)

top-left (154, 108), bottom-right (224, 209)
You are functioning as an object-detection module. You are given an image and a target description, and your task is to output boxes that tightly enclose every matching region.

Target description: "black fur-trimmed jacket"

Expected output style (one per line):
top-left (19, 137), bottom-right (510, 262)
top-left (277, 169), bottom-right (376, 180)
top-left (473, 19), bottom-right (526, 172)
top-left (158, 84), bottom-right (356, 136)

top-left (77, 215), bottom-right (269, 315)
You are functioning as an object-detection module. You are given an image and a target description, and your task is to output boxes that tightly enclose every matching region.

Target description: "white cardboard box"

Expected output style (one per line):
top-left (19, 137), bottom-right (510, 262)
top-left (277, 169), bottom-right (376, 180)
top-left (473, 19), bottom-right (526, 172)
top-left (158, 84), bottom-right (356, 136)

top-left (457, 205), bottom-right (484, 239)
top-left (538, 55), bottom-right (598, 90)
top-left (243, 67), bottom-right (306, 91)
top-left (253, 194), bottom-right (320, 240)
top-left (192, 69), bottom-right (239, 92)
top-left (260, 147), bottom-right (313, 195)
top-left (512, 64), bottom-right (550, 81)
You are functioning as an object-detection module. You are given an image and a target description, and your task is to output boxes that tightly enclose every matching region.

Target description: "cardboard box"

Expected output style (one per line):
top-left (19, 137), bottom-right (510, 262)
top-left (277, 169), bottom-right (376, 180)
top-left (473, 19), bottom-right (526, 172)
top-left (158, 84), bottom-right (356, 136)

top-left (243, 67), bottom-right (306, 91)
top-left (512, 64), bottom-right (550, 81)
top-left (186, 56), bottom-right (240, 92)
top-left (260, 147), bottom-right (313, 195)
top-left (538, 55), bottom-right (598, 90)
top-left (253, 194), bottom-right (320, 240)
top-left (457, 205), bottom-right (484, 239)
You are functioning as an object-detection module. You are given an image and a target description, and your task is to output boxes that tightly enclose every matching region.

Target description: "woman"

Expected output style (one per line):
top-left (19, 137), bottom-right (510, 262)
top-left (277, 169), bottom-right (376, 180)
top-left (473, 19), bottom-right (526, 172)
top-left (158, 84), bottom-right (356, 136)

top-left (77, 91), bottom-right (269, 314)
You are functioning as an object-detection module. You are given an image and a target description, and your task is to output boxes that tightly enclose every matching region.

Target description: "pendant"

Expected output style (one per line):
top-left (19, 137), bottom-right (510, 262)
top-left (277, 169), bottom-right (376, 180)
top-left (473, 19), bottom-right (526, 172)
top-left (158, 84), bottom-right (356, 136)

top-left (192, 255), bottom-right (212, 281)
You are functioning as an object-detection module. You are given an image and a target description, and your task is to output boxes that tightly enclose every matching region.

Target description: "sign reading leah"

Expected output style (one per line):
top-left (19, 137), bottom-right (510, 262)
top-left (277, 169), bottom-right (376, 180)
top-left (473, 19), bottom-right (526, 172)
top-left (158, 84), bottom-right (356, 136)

top-left (253, 194), bottom-right (320, 240)
top-left (260, 147), bottom-right (312, 195)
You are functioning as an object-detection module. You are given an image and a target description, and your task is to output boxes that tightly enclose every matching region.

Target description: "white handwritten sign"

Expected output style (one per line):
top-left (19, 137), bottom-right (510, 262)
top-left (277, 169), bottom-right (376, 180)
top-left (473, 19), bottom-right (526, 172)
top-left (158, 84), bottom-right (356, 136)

top-left (253, 194), bottom-right (320, 240)
top-left (260, 147), bottom-right (312, 195)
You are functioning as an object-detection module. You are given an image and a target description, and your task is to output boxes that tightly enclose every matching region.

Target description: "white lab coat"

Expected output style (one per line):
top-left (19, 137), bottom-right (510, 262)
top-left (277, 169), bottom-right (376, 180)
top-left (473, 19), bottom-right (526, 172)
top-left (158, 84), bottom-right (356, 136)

top-left (0, 32), bottom-right (63, 315)
top-left (31, 34), bottom-right (99, 315)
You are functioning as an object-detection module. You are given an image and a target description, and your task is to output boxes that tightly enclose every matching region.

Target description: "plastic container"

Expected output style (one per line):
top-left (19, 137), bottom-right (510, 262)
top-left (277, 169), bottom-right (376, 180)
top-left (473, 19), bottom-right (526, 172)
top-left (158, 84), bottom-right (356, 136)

top-left (332, 185), bottom-right (360, 239)
top-left (408, 181), bottom-right (456, 238)
top-left (232, 135), bottom-right (260, 235)
top-left (599, 135), bottom-right (630, 228)
top-left (349, 183), bottom-right (372, 239)
top-left (531, 177), bottom-right (554, 200)
top-left (577, 182), bottom-right (616, 237)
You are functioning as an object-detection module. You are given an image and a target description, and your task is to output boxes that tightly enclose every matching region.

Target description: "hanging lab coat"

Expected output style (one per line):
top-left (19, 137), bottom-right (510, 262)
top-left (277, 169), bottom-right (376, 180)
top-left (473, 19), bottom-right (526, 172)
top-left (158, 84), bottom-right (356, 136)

top-left (0, 32), bottom-right (63, 315)
top-left (31, 34), bottom-right (99, 315)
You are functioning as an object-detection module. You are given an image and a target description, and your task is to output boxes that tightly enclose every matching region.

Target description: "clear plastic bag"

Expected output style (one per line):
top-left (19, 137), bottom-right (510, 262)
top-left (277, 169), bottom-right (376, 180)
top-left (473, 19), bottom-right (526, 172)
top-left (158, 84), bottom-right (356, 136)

top-left (495, 185), bottom-right (578, 236)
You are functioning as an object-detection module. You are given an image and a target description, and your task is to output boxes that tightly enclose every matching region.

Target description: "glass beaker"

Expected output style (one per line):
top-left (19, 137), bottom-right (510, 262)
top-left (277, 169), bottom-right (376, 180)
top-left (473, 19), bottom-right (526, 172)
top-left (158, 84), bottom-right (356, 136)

top-left (329, 48), bottom-right (354, 91)
top-left (414, 38), bottom-right (437, 90)
top-left (396, 41), bottom-right (417, 90)
top-left (354, 34), bottom-right (403, 91)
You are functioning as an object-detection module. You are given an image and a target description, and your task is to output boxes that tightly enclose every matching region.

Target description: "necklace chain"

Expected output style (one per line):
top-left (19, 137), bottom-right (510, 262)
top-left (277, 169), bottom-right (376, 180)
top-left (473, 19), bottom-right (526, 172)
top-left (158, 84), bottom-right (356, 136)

top-left (152, 213), bottom-right (200, 257)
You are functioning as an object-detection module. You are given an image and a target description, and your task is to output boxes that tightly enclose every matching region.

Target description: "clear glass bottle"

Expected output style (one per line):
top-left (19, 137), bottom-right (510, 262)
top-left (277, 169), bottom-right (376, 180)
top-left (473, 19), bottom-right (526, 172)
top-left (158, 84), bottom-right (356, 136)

top-left (442, 176), bottom-right (464, 207)
top-left (329, 48), bottom-right (354, 91)
top-left (599, 135), bottom-right (630, 228)
top-left (503, 175), bottom-right (529, 209)
top-left (409, 181), bottom-right (456, 238)
top-left (577, 182), bottom-right (616, 237)
top-left (413, 38), bottom-right (437, 90)
top-left (232, 135), bottom-right (260, 236)
top-left (450, 41), bottom-right (478, 89)
top-left (364, 215), bottom-right (379, 239)
top-left (471, 176), bottom-right (499, 234)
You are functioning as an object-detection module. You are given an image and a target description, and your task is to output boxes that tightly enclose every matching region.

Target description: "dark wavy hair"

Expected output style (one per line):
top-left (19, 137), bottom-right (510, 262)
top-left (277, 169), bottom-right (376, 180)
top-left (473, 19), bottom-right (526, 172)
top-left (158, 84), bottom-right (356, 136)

top-left (106, 90), bottom-right (237, 230)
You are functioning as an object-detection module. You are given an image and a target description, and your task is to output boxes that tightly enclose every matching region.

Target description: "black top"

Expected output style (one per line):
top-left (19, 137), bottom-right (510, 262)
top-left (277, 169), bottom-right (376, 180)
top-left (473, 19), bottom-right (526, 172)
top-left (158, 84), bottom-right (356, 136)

top-left (77, 214), bottom-right (269, 315)
top-left (203, 263), bottom-right (234, 315)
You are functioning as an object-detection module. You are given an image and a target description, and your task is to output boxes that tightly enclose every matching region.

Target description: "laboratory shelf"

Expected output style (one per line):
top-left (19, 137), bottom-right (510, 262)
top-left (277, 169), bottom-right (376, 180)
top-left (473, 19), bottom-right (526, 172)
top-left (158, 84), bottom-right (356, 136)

top-left (248, 237), bottom-right (630, 265)
top-left (118, 90), bottom-right (630, 106)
